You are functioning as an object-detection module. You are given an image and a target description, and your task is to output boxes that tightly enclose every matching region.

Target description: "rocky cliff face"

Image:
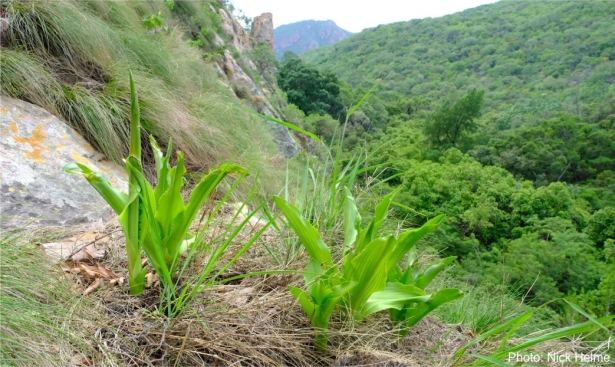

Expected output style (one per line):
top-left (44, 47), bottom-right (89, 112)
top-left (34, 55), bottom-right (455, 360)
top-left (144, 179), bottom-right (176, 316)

top-left (214, 9), bottom-right (299, 157)
top-left (252, 13), bottom-right (274, 49)
top-left (218, 7), bottom-right (252, 52)
top-left (274, 20), bottom-right (353, 58)
top-left (220, 49), bottom-right (298, 157)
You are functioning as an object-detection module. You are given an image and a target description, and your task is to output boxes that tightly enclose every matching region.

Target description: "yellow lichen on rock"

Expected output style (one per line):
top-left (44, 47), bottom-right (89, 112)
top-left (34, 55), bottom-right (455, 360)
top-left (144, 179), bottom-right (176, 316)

top-left (8, 122), bottom-right (18, 133)
top-left (14, 124), bottom-right (49, 163)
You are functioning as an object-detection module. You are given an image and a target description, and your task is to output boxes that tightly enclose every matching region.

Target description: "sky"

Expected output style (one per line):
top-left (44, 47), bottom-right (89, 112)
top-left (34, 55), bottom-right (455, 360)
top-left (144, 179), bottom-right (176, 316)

top-left (230, 0), bottom-right (500, 33)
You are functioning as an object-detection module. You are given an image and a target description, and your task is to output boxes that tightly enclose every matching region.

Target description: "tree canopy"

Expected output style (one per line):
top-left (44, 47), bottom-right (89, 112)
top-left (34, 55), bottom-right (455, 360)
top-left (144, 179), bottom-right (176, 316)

top-left (276, 52), bottom-right (344, 119)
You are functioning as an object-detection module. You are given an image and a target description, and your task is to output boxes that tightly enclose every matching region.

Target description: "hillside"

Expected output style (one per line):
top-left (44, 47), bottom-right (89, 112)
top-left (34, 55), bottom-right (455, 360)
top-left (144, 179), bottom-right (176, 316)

top-left (306, 1), bottom-right (615, 120)
top-left (274, 19), bottom-right (352, 58)
top-left (302, 0), bottom-right (615, 183)
top-left (283, 0), bottom-right (615, 322)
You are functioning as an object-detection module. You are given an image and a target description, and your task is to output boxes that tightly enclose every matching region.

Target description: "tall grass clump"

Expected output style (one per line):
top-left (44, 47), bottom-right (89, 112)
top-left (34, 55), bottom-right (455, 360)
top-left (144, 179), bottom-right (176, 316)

top-left (0, 230), bottom-right (115, 366)
top-left (0, 0), bottom-right (280, 188)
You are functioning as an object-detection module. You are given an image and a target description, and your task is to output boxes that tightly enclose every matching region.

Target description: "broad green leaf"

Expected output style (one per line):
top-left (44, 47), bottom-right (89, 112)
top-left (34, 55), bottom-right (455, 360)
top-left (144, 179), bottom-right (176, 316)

top-left (149, 135), bottom-right (172, 201)
top-left (407, 247), bottom-right (418, 268)
top-left (401, 289), bottom-right (464, 331)
top-left (150, 134), bottom-right (164, 173)
top-left (178, 236), bottom-right (196, 254)
top-left (129, 71), bottom-right (141, 160)
top-left (125, 156), bottom-right (165, 272)
top-left (322, 281), bottom-right (357, 318)
top-left (390, 214), bottom-right (445, 269)
top-left (355, 189), bottom-right (398, 253)
top-left (330, 282), bottom-right (358, 299)
top-left (309, 279), bottom-right (332, 306)
top-left (343, 187), bottom-right (361, 250)
top-left (274, 196), bottom-right (333, 267)
top-left (387, 264), bottom-right (403, 283)
top-left (166, 164), bottom-right (245, 254)
top-left (64, 162), bottom-right (128, 215)
top-left (305, 260), bottom-right (325, 285)
top-left (126, 71), bottom-right (144, 295)
top-left (156, 151), bottom-right (187, 237)
top-left (346, 237), bottom-right (397, 313)
top-left (399, 266), bottom-right (413, 285)
top-left (289, 286), bottom-right (316, 320)
top-left (363, 282), bottom-right (430, 316)
top-left (414, 256), bottom-right (457, 289)
top-left (372, 189), bottom-right (398, 227)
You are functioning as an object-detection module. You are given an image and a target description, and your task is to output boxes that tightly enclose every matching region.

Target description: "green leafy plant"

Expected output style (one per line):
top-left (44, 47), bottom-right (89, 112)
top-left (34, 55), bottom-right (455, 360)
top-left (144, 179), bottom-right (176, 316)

top-left (142, 11), bottom-right (170, 33)
top-left (388, 250), bottom-right (463, 337)
top-left (274, 187), bottom-right (461, 351)
top-left (65, 73), bottom-right (269, 317)
top-left (65, 72), bottom-right (146, 294)
top-left (288, 260), bottom-right (356, 352)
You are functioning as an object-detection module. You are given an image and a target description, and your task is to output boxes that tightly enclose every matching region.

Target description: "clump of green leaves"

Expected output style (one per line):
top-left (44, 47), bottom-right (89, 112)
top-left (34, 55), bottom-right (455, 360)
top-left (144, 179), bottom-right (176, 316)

top-left (65, 72), bottom-right (147, 294)
top-left (142, 11), bottom-right (171, 33)
top-left (275, 187), bottom-right (463, 351)
top-left (388, 251), bottom-right (462, 337)
top-left (66, 73), bottom-right (268, 317)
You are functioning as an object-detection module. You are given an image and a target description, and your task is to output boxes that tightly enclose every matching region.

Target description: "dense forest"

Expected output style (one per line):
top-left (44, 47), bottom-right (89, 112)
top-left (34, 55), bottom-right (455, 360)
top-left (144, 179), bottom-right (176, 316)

top-left (276, 0), bottom-right (615, 318)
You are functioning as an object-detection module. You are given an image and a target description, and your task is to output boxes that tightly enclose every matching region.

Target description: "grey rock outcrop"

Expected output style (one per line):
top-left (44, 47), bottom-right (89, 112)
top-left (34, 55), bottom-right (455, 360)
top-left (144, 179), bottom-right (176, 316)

top-left (216, 8), bottom-right (299, 158)
top-left (222, 50), bottom-right (298, 157)
top-left (252, 13), bottom-right (274, 49)
top-left (218, 8), bottom-right (252, 52)
top-left (0, 97), bottom-right (127, 229)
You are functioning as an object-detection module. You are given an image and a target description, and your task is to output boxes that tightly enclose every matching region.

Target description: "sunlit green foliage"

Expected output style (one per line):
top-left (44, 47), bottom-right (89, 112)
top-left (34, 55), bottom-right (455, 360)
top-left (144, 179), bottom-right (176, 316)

top-left (383, 149), bottom-right (610, 309)
top-left (307, 1), bottom-right (615, 123)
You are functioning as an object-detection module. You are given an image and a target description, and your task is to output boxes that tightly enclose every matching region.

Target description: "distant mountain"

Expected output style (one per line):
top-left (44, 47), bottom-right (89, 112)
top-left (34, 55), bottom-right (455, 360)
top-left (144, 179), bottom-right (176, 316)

top-left (273, 20), bottom-right (353, 58)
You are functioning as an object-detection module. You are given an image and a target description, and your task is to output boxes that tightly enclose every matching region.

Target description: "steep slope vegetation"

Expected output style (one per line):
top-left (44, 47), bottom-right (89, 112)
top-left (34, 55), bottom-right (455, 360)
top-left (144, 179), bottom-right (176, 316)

top-left (0, 0), bottom-right (280, 182)
top-left (274, 20), bottom-right (352, 58)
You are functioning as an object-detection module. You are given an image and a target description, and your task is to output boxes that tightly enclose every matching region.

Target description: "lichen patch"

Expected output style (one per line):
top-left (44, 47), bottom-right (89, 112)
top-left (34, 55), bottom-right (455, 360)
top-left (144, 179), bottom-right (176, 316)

top-left (14, 124), bottom-right (49, 163)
